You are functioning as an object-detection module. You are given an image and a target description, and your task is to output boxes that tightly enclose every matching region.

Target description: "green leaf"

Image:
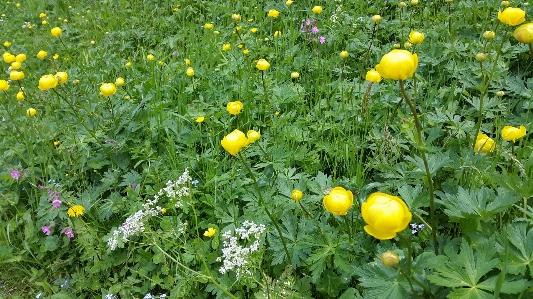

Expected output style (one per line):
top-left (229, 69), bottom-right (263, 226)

top-left (500, 222), bottom-right (533, 275)
top-left (352, 263), bottom-right (411, 299)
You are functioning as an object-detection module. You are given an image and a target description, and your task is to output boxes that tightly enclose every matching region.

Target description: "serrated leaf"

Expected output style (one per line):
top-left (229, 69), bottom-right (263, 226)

top-left (502, 222), bottom-right (533, 275)
top-left (352, 263), bottom-right (410, 299)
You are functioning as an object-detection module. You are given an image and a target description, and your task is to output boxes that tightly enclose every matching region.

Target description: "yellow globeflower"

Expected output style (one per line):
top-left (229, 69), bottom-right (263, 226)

top-left (498, 7), bottom-right (526, 26)
top-left (184, 58), bottom-right (191, 66)
top-left (247, 130), bottom-right (261, 143)
top-left (3, 53), bottom-right (15, 63)
top-left (51, 27), bottom-right (62, 36)
top-left (37, 50), bottom-right (48, 59)
top-left (514, 23), bottom-right (533, 43)
top-left (115, 77), bottom-right (125, 86)
top-left (0, 80), bottom-right (9, 91)
top-left (222, 43), bottom-right (231, 51)
top-left (56, 72), bottom-right (68, 84)
top-left (186, 67), bottom-right (195, 77)
top-left (312, 6), bottom-right (323, 14)
top-left (232, 14), bottom-right (241, 21)
top-left (323, 187), bottom-right (354, 216)
top-left (100, 83), bottom-right (117, 96)
top-left (38, 74), bottom-right (59, 90)
top-left (4, 41), bottom-right (11, 47)
top-left (291, 189), bottom-right (303, 202)
top-left (375, 49), bottom-right (418, 80)
top-left (372, 15), bottom-right (382, 23)
top-left (256, 58), bottom-right (270, 71)
top-left (381, 251), bottom-right (400, 267)
top-left (67, 205), bottom-right (85, 217)
top-left (16, 91), bottom-right (24, 101)
top-left (340, 50), bottom-right (349, 59)
top-left (502, 125), bottom-right (527, 142)
top-left (366, 68), bottom-right (382, 83)
top-left (10, 61), bottom-right (21, 70)
top-left (15, 53), bottom-right (26, 62)
top-left (204, 227), bottom-right (216, 237)
top-left (195, 116), bottom-right (205, 123)
top-left (267, 9), bottom-right (280, 18)
top-left (274, 31), bottom-right (281, 37)
top-left (221, 129), bottom-right (249, 155)
top-left (204, 23), bottom-right (214, 30)
top-left (10, 70), bottom-right (24, 81)
top-left (147, 54), bottom-right (155, 61)
top-left (474, 133), bottom-right (496, 153)
top-left (408, 31), bottom-right (425, 44)
top-left (361, 192), bottom-right (412, 240)
top-left (286, 0), bottom-right (293, 6)
top-left (227, 100), bottom-right (243, 115)
top-left (27, 108), bottom-right (37, 117)
top-left (291, 71), bottom-right (300, 79)
top-left (250, 28), bottom-right (258, 33)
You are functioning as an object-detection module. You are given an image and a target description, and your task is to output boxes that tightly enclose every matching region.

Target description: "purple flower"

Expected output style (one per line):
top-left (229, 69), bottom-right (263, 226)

top-left (52, 199), bottom-right (62, 208)
top-left (38, 184), bottom-right (43, 189)
top-left (42, 226), bottom-right (51, 235)
top-left (62, 227), bottom-right (74, 238)
top-left (131, 183), bottom-right (137, 190)
top-left (306, 19), bottom-right (311, 26)
top-left (318, 36), bottom-right (326, 44)
top-left (311, 26), bottom-right (319, 34)
top-left (172, 51), bottom-right (179, 56)
top-left (11, 171), bottom-right (20, 180)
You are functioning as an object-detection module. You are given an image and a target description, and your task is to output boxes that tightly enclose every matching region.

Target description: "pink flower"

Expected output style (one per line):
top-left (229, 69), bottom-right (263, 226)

top-left (11, 171), bottom-right (20, 180)
top-left (319, 36), bottom-right (326, 44)
top-left (42, 226), bottom-right (51, 235)
top-left (62, 227), bottom-right (74, 238)
top-left (52, 199), bottom-right (62, 208)
top-left (311, 26), bottom-right (319, 34)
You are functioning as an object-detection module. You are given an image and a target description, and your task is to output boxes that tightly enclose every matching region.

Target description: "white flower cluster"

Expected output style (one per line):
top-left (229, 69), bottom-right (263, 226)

top-left (154, 168), bottom-right (192, 208)
top-left (217, 221), bottom-right (266, 278)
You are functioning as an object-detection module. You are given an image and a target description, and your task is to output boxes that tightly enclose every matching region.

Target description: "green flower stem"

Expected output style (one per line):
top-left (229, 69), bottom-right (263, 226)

top-left (399, 80), bottom-right (438, 256)
top-left (298, 201), bottom-right (312, 218)
top-left (528, 43), bottom-right (533, 60)
top-left (261, 71), bottom-right (269, 109)
top-left (343, 215), bottom-right (352, 239)
top-left (237, 152), bottom-right (292, 266)
top-left (472, 26), bottom-right (509, 150)
top-left (398, 233), bottom-right (433, 298)
top-left (152, 241), bottom-right (238, 299)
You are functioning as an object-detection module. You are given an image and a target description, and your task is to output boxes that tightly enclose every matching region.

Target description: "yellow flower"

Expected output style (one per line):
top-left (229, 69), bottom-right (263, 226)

top-left (312, 6), bottom-right (323, 14)
top-left (474, 133), bottom-right (496, 153)
top-left (411, 0), bottom-right (419, 5)
top-left (502, 125), bottom-right (526, 142)
top-left (236, 26), bottom-right (242, 31)
top-left (204, 227), bottom-right (216, 237)
top-left (232, 14), bottom-right (241, 21)
top-left (222, 43), bottom-right (231, 51)
top-left (361, 192), bottom-right (412, 240)
top-left (366, 68), bottom-right (382, 83)
top-left (274, 31), bottom-right (281, 37)
top-left (26, 108), bottom-right (37, 117)
top-left (3, 41), bottom-right (11, 47)
top-left (291, 71), bottom-right (300, 79)
top-left (501, 1), bottom-right (510, 7)
top-left (250, 27), bottom-right (258, 33)
top-left (267, 9), bottom-right (280, 18)
top-left (53, 141), bottom-right (60, 146)
top-left (243, 49), bottom-right (250, 55)
top-left (15, 53), bottom-right (26, 62)
top-left (247, 130), bottom-right (261, 143)
top-left (227, 101), bottom-right (243, 115)
top-left (184, 58), bottom-right (191, 66)
top-left (38, 74), bottom-right (59, 90)
top-left (475, 53), bottom-right (487, 62)
top-left (90, 40), bottom-right (96, 45)
top-left (186, 67), bottom-right (195, 77)
top-left (256, 58), bottom-right (270, 71)
top-left (10, 61), bottom-right (21, 70)
top-left (161, 208), bottom-right (166, 214)
top-left (115, 77), bottom-right (125, 86)
top-left (408, 31), bottom-right (425, 44)
top-left (3, 52), bottom-right (15, 63)
top-left (483, 31), bottom-right (496, 39)
top-left (17, 90), bottom-right (25, 102)
top-left (100, 83), bottom-right (117, 96)
top-left (514, 23), bottom-right (533, 43)
top-left (204, 23), bottom-right (214, 30)
top-left (125, 61), bottom-right (132, 67)
top-left (372, 15), bottom-right (382, 23)
top-left (147, 54), bottom-right (154, 61)
top-left (0, 80), bottom-right (9, 91)
top-left (496, 91), bottom-right (505, 97)
top-left (340, 50), bottom-right (349, 59)
top-left (39, 12), bottom-right (46, 18)
top-left (221, 129), bottom-right (249, 155)
top-left (67, 205), bottom-right (85, 217)
top-left (51, 27), bottom-right (62, 37)
top-left (158, 60), bottom-right (164, 66)
top-left (56, 72), bottom-right (68, 84)
top-left (381, 251), bottom-right (400, 267)
top-left (498, 7), bottom-right (526, 26)
top-left (399, 1), bottom-right (407, 7)
top-left (10, 70), bottom-right (24, 81)
top-left (286, 0), bottom-right (293, 6)
top-left (375, 49), bottom-right (418, 80)
top-left (291, 189), bottom-right (303, 202)
top-left (53, 53), bottom-right (59, 60)
top-left (196, 116), bottom-right (205, 123)
top-left (323, 187), bottom-right (354, 216)
top-left (42, 20), bottom-right (48, 25)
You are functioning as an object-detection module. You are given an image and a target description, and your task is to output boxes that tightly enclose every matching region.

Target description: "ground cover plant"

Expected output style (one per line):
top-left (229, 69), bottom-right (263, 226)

top-left (1, 0), bottom-right (533, 298)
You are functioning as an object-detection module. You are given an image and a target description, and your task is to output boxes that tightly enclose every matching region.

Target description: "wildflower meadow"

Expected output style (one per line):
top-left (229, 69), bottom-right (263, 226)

top-left (1, 0), bottom-right (533, 298)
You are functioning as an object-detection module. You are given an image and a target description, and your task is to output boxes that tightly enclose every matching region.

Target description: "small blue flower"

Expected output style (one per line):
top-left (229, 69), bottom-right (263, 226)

top-left (36, 293), bottom-right (43, 299)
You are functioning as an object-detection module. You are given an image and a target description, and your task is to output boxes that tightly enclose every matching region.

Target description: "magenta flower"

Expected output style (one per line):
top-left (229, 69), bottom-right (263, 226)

top-left (62, 227), bottom-right (74, 238)
top-left (11, 171), bottom-right (20, 180)
top-left (318, 36), bottom-right (326, 44)
top-left (311, 26), bottom-right (319, 34)
top-left (42, 226), bottom-right (51, 236)
top-left (52, 199), bottom-right (62, 208)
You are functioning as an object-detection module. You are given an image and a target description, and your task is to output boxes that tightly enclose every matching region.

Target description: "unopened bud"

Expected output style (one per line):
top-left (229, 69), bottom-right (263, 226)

top-left (475, 53), bottom-right (487, 62)
top-left (381, 250), bottom-right (400, 267)
top-left (496, 91), bottom-right (505, 97)
top-left (291, 189), bottom-right (303, 201)
top-left (501, 1), bottom-right (510, 7)
top-left (483, 31), bottom-right (495, 40)
top-left (371, 15), bottom-right (382, 23)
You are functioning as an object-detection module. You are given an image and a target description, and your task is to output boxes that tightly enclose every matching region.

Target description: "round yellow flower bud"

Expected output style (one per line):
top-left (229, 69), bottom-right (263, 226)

top-left (498, 7), bottom-right (526, 26)
top-left (366, 68), bottom-right (382, 82)
top-left (381, 251), bottom-right (400, 267)
top-left (404, 41), bottom-right (413, 49)
top-left (496, 90), bottom-right (505, 97)
top-left (375, 49), bottom-right (418, 80)
top-left (222, 43), bottom-right (231, 51)
top-left (291, 189), bottom-right (303, 202)
top-left (158, 61), bottom-right (164, 66)
top-left (125, 62), bottom-right (132, 67)
top-left (42, 20), bottom-right (48, 25)
top-left (361, 192), bottom-right (412, 240)
top-left (10, 70), bottom-right (24, 81)
top-left (312, 6), bottom-right (323, 14)
top-left (53, 141), bottom-right (60, 146)
top-left (483, 31), bottom-right (496, 39)
top-left (186, 67), bottom-right (195, 77)
top-left (15, 53), bottom-right (26, 62)
top-left (474, 133), bottom-right (496, 153)
top-left (291, 72), bottom-right (300, 79)
top-left (501, 1), bottom-right (510, 7)
top-left (232, 14), bottom-right (241, 21)
top-left (4, 41), bottom-right (11, 47)
top-left (372, 15), bottom-right (382, 23)
top-left (90, 40), bottom-right (96, 45)
top-left (323, 187), bottom-right (354, 216)
top-left (39, 13), bottom-right (46, 18)
top-left (250, 28), bottom-right (258, 33)
top-left (26, 108), bottom-right (37, 117)
top-left (10, 61), bottom-right (21, 70)
top-left (204, 23), bottom-right (214, 30)
top-left (226, 101), bottom-right (243, 115)
top-left (286, 0), bottom-right (293, 6)
top-left (501, 125), bottom-right (527, 142)
top-left (243, 49), bottom-right (250, 55)
top-left (3, 53), bottom-right (15, 63)
top-left (37, 50), bottom-right (47, 59)
top-left (475, 53), bottom-right (487, 62)
top-left (274, 31), bottom-right (281, 37)
top-left (256, 59), bottom-right (270, 71)
top-left (100, 83), bottom-right (117, 96)
top-left (38, 74), bottom-right (58, 90)
top-left (399, 1), bottom-right (407, 7)
top-left (146, 54), bottom-right (155, 61)
top-left (267, 9), bottom-right (279, 18)
top-left (51, 27), bottom-right (62, 37)
top-left (340, 50), bottom-right (349, 59)
top-left (115, 77), bottom-right (125, 86)
top-left (196, 116), bottom-right (205, 123)
top-left (247, 130), bottom-right (261, 143)
top-left (16, 91), bottom-right (24, 101)
top-left (411, 0), bottom-right (419, 5)
top-left (221, 129), bottom-right (249, 155)
top-left (408, 31), bottom-right (425, 44)
top-left (161, 208), bottom-right (167, 214)
top-left (514, 23), bottom-right (533, 43)
top-left (184, 59), bottom-right (191, 66)
top-left (0, 80), bottom-right (9, 91)
top-left (56, 72), bottom-right (68, 84)
top-left (393, 43), bottom-right (401, 49)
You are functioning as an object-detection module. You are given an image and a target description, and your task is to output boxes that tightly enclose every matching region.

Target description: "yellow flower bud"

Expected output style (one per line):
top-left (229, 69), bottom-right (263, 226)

top-left (226, 101), bottom-right (243, 115)
top-left (312, 6), bottom-right (323, 14)
top-left (474, 133), bottom-right (496, 153)
top-left (408, 31), bottom-right (425, 44)
top-left (371, 15), bottom-right (382, 23)
top-left (186, 67), bottom-right (195, 77)
top-left (362, 192), bottom-right (412, 240)
top-left (399, 1), bottom-right (407, 7)
top-left (115, 77), bottom-right (125, 86)
top-left (323, 187), bottom-right (353, 216)
top-left (243, 49), bottom-right (250, 55)
top-left (267, 9), bottom-right (279, 18)
top-left (256, 59), bottom-right (270, 71)
top-left (274, 31), bottom-right (281, 37)
top-left (411, 0), bottom-right (419, 5)
top-left (514, 23), bottom-right (533, 43)
top-left (100, 83), bottom-right (117, 96)
top-left (340, 50), bottom-right (349, 59)
top-left (501, 1), bottom-right (510, 7)
top-left (15, 53), bottom-right (26, 62)
top-left (247, 130), bottom-right (261, 143)
top-left (381, 251), bottom-right (400, 267)
top-left (51, 27), bottom-right (62, 37)
top-left (204, 23), bottom-right (214, 30)
top-left (232, 14), bottom-right (241, 21)
top-left (0, 80), bottom-right (9, 91)
top-left (483, 31), bottom-right (496, 39)
top-left (146, 54), bottom-right (154, 61)
top-left (475, 53), bottom-right (487, 62)
top-left (10, 70), bottom-right (24, 81)
top-left (3, 41), bottom-right (11, 47)
top-left (195, 116), bottom-right (205, 123)
top-left (56, 72), bottom-right (68, 84)
top-left (16, 91), bottom-right (24, 101)
top-left (366, 68), bottom-right (382, 82)
top-left (496, 91), bottom-right (505, 97)
top-left (26, 108), bottom-right (37, 117)
top-left (291, 189), bottom-right (303, 202)
top-left (286, 0), bottom-right (293, 6)
top-left (221, 129), bottom-right (249, 155)
top-left (291, 72), bottom-right (300, 79)
top-left (38, 74), bottom-right (58, 90)
top-left (222, 43), bottom-right (231, 51)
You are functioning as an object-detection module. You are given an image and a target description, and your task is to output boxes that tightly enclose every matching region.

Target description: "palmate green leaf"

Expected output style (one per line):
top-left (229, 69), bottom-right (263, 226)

top-left (500, 222), bottom-right (533, 275)
top-left (352, 263), bottom-right (410, 299)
